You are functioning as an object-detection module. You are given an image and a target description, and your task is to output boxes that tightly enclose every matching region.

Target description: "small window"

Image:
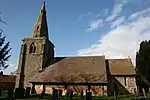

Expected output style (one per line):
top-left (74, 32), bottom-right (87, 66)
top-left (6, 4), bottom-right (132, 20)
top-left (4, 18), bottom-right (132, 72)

top-left (29, 43), bottom-right (36, 53)
top-left (37, 26), bottom-right (39, 30)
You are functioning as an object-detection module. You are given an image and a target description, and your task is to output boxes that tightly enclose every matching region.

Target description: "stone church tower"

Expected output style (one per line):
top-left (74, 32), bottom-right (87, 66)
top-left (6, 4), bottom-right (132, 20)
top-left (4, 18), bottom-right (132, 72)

top-left (15, 2), bottom-right (54, 88)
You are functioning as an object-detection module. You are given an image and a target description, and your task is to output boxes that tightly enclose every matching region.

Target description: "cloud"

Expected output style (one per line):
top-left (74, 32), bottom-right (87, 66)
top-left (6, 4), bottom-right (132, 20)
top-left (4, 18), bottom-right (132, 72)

top-left (96, 9), bottom-right (109, 18)
top-left (0, 13), bottom-right (7, 25)
top-left (129, 8), bottom-right (150, 20)
top-left (105, 0), bottom-right (128, 22)
top-left (85, 0), bottom-right (129, 32)
top-left (77, 12), bottom-right (93, 20)
top-left (86, 19), bottom-right (103, 32)
top-left (111, 16), bottom-right (125, 28)
top-left (3, 64), bottom-right (17, 75)
top-left (78, 8), bottom-right (150, 65)
top-left (86, 10), bottom-right (107, 32)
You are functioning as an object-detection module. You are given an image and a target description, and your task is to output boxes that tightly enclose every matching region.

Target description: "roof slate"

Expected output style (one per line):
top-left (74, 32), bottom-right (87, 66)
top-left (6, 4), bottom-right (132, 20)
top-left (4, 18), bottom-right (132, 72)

top-left (30, 56), bottom-right (107, 84)
top-left (107, 58), bottom-right (136, 76)
top-left (30, 57), bottom-right (136, 84)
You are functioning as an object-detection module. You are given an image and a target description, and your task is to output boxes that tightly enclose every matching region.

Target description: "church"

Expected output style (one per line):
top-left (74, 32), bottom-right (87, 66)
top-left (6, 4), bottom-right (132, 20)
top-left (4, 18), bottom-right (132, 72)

top-left (15, 2), bottom-right (137, 96)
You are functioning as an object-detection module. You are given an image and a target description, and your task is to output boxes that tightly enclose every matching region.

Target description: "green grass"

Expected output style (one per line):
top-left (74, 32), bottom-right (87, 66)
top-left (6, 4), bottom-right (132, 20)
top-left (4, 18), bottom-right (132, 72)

top-left (46, 94), bottom-right (148, 100)
top-left (1, 93), bottom-right (150, 100)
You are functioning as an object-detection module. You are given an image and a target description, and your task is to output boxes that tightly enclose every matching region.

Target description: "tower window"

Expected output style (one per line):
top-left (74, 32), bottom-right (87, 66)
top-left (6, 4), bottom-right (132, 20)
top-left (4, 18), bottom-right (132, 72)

top-left (29, 43), bottom-right (36, 53)
top-left (37, 26), bottom-right (39, 30)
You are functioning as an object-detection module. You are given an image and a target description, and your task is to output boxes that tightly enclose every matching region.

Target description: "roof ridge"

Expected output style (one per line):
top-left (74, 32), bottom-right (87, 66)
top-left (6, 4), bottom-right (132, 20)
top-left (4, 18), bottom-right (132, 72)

top-left (107, 58), bottom-right (131, 60)
top-left (56, 55), bottom-right (105, 58)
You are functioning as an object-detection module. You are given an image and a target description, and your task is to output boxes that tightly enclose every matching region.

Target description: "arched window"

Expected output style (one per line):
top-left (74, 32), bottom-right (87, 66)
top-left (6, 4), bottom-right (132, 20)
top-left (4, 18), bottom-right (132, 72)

top-left (29, 43), bottom-right (36, 53)
top-left (37, 26), bottom-right (39, 30)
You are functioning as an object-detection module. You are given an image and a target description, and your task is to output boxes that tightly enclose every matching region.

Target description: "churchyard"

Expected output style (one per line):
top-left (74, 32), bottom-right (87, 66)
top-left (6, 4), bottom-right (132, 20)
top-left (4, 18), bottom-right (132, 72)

top-left (1, 1), bottom-right (150, 100)
top-left (0, 88), bottom-right (150, 100)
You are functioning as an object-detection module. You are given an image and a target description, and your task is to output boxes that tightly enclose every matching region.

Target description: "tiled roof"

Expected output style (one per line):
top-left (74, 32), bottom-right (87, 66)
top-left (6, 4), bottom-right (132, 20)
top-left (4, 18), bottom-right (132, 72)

top-left (107, 58), bottom-right (136, 75)
top-left (30, 56), bottom-right (107, 84)
top-left (0, 75), bottom-right (16, 83)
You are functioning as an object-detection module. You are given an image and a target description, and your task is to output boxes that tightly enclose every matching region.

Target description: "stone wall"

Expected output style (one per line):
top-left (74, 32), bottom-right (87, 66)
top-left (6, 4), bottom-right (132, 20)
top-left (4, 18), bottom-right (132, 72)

top-left (22, 38), bottom-right (45, 88)
top-left (34, 85), bottom-right (108, 96)
top-left (114, 76), bottom-right (137, 94)
top-left (15, 37), bottom-right (53, 88)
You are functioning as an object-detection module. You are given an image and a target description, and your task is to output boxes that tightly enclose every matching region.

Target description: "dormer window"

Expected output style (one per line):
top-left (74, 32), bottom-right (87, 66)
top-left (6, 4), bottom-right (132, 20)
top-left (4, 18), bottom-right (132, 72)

top-left (29, 43), bottom-right (36, 53)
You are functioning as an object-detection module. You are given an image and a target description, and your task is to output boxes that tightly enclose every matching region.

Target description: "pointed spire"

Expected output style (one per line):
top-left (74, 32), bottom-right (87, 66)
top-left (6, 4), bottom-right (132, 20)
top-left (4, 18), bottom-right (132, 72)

top-left (32, 1), bottom-right (49, 39)
top-left (41, 1), bottom-right (46, 13)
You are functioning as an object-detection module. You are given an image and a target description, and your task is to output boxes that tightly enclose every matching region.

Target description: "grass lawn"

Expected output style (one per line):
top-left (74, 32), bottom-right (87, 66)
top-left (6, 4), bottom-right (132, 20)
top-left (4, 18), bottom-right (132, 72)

top-left (1, 93), bottom-right (150, 100)
top-left (47, 93), bottom-right (149, 100)
top-left (29, 94), bottom-right (148, 100)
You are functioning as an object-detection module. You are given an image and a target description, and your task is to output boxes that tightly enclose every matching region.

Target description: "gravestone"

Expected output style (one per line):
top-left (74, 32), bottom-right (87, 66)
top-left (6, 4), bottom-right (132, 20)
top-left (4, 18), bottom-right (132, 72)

top-left (70, 91), bottom-right (73, 100)
top-left (52, 88), bottom-right (55, 100)
top-left (25, 87), bottom-right (31, 97)
top-left (52, 88), bottom-right (60, 100)
top-left (80, 90), bottom-right (84, 100)
top-left (7, 88), bottom-right (14, 99)
top-left (14, 88), bottom-right (25, 98)
top-left (40, 88), bottom-right (45, 99)
top-left (31, 85), bottom-right (36, 94)
top-left (56, 89), bottom-right (60, 100)
top-left (142, 88), bottom-right (147, 99)
top-left (0, 88), bottom-right (2, 97)
top-left (58, 89), bottom-right (62, 96)
top-left (114, 82), bottom-right (118, 99)
top-left (86, 91), bottom-right (92, 100)
top-left (2, 89), bottom-right (8, 98)
top-left (65, 90), bottom-right (69, 100)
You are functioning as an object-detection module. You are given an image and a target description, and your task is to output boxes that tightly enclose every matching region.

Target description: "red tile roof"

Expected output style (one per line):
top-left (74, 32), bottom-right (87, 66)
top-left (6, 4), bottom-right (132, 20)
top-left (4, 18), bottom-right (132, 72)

top-left (0, 75), bottom-right (16, 83)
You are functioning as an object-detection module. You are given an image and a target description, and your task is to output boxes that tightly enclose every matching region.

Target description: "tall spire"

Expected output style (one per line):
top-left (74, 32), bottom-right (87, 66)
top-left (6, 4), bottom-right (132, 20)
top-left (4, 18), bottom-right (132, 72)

top-left (41, 1), bottom-right (46, 13)
top-left (32, 1), bottom-right (49, 39)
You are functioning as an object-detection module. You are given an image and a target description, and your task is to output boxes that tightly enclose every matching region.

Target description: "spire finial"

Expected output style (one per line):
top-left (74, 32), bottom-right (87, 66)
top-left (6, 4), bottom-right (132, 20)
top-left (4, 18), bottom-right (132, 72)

top-left (41, 1), bottom-right (46, 13)
top-left (32, 1), bottom-right (49, 39)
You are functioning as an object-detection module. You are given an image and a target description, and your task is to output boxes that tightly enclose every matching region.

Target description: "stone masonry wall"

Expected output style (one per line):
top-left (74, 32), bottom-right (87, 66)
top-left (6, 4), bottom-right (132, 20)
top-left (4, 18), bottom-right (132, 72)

top-left (15, 38), bottom-right (47, 88)
top-left (23, 38), bottom-right (46, 88)
top-left (15, 43), bottom-right (26, 88)
top-left (34, 85), bottom-right (108, 96)
top-left (24, 55), bottom-right (43, 87)
top-left (115, 76), bottom-right (137, 94)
